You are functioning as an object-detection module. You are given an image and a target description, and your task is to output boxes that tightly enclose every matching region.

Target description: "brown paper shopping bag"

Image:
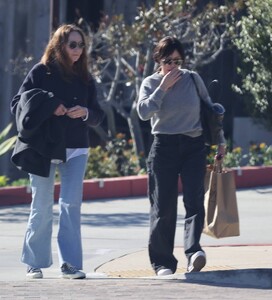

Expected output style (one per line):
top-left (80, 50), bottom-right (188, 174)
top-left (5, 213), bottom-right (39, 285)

top-left (203, 162), bottom-right (240, 238)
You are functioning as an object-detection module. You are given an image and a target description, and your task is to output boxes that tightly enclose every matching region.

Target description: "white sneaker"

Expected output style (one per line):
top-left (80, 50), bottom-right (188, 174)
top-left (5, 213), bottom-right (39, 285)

top-left (187, 250), bottom-right (206, 273)
top-left (26, 267), bottom-right (43, 279)
top-left (61, 262), bottom-right (86, 279)
top-left (157, 268), bottom-right (173, 276)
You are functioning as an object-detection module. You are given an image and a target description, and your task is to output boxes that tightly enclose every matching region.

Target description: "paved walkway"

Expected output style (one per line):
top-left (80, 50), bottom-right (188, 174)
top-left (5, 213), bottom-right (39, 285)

top-left (0, 187), bottom-right (272, 299)
top-left (96, 245), bottom-right (272, 280)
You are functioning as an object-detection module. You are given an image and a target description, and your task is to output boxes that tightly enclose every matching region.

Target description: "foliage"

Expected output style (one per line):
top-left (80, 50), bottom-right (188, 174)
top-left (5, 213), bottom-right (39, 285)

top-left (206, 145), bottom-right (218, 165)
top-left (81, 0), bottom-right (238, 155)
top-left (232, 0), bottom-right (272, 129)
top-left (0, 176), bottom-right (9, 187)
top-left (206, 144), bottom-right (244, 168)
top-left (85, 133), bottom-right (145, 178)
top-left (246, 143), bottom-right (272, 166)
top-left (0, 123), bottom-right (16, 156)
top-left (10, 178), bottom-right (30, 187)
top-left (1, 141), bottom-right (272, 187)
top-left (86, 136), bottom-right (272, 178)
top-left (223, 146), bottom-right (243, 168)
top-left (207, 142), bottom-right (272, 168)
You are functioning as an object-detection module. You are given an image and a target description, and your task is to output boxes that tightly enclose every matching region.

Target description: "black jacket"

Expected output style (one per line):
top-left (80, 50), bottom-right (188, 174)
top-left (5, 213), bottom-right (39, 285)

top-left (11, 88), bottom-right (66, 177)
top-left (11, 63), bottom-right (105, 177)
top-left (11, 63), bottom-right (105, 148)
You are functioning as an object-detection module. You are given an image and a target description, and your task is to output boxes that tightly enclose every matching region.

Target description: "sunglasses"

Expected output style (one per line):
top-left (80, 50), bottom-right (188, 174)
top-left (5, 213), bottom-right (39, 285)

top-left (162, 58), bottom-right (182, 66)
top-left (68, 41), bottom-right (85, 50)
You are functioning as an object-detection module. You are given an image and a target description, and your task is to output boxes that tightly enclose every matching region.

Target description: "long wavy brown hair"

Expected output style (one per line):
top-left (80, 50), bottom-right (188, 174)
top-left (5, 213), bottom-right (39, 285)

top-left (41, 24), bottom-right (89, 83)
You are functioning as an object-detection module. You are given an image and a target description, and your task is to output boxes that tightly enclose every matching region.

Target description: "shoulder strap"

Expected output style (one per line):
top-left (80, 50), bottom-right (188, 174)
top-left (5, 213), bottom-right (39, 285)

top-left (190, 71), bottom-right (203, 102)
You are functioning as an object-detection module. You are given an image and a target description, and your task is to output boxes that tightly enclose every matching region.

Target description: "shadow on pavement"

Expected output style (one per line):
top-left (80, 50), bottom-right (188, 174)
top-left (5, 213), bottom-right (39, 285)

top-left (183, 268), bottom-right (272, 289)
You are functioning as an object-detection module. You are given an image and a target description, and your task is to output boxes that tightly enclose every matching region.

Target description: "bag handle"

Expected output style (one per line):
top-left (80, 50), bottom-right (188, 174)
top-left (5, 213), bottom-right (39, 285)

top-left (213, 159), bottom-right (223, 173)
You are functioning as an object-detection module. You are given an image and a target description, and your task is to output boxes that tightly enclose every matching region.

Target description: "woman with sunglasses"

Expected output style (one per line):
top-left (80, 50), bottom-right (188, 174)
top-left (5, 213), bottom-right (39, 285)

top-left (11, 24), bottom-right (104, 279)
top-left (137, 36), bottom-right (225, 276)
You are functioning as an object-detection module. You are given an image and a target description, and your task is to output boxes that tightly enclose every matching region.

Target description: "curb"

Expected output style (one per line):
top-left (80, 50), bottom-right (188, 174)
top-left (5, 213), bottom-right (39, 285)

top-left (87, 269), bottom-right (272, 289)
top-left (94, 244), bottom-right (272, 289)
top-left (1, 166), bottom-right (272, 206)
top-left (183, 268), bottom-right (272, 289)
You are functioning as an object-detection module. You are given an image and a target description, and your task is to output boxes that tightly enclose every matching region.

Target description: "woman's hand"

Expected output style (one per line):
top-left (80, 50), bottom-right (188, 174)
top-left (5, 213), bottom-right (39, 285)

top-left (215, 144), bottom-right (226, 161)
top-left (159, 69), bottom-right (182, 91)
top-left (54, 104), bottom-right (67, 116)
top-left (66, 105), bottom-right (88, 119)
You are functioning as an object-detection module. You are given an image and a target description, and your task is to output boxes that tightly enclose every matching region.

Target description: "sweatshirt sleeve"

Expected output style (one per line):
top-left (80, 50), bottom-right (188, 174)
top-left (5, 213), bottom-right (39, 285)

top-left (137, 76), bottom-right (166, 121)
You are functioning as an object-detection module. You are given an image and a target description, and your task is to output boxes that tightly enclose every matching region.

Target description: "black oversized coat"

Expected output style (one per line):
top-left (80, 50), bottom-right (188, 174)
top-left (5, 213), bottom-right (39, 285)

top-left (11, 63), bottom-right (105, 177)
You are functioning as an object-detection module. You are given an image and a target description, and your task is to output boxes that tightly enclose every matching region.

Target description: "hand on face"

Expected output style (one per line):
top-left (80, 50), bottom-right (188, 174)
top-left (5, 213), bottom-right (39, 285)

top-left (159, 50), bottom-right (183, 91)
top-left (159, 68), bottom-right (183, 92)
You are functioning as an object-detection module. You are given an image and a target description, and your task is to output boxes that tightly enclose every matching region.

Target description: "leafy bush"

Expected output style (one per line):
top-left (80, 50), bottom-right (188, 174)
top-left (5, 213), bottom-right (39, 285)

top-left (0, 176), bottom-right (9, 187)
top-left (246, 143), bottom-right (272, 166)
top-left (86, 139), bottom-right (272, 178)
top-left (10, 178), bottom-right (30, 187)
top-left (85, 133), bottom-right (146, 179)
top-left (0, 123), bottom-right (16, 156)
top-left (2, 140), bottom-right (272, 188)
top-left (223, 147), bottom-right (243, 168)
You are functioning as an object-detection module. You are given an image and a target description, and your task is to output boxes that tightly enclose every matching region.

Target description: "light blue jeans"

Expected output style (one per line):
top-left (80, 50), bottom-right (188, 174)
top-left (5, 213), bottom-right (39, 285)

top-left (21, 154), bottom-right (88, 270)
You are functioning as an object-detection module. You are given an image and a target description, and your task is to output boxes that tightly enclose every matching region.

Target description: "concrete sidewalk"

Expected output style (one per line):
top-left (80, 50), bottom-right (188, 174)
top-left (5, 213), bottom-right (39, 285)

top-left (95, 245), bottom-right (272, 288)
top-left (0, 187), bottom-right (272, 298)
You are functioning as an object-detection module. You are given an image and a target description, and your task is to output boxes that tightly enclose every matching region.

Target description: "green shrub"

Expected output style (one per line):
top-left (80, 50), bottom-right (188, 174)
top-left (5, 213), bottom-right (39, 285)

top-left (1, 139), bottom-right (272, 188)
top-left (246, 143), bottom-right (272, 166)
top-left (223, 147), bottom-right (243, 168)
top-left (85, 133), bottom-right (145, 179)
top-left (10, 178), bottom-right (30, 187)
top-left (0, 176), bottom-right (9, 187)
top-left (0, 123), bottom-right (16, 156)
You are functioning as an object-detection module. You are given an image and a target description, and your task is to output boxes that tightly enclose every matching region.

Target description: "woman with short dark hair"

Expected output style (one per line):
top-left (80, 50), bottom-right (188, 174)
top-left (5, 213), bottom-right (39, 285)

top-left (137, 36), bottom-right (225, 276)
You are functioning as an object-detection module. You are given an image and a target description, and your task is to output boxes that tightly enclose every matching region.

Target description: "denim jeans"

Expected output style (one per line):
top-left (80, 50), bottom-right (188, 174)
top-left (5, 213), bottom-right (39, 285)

top-left (147, 134), bottom-right (207, 273)
top-left (21, 154), bottom-right (88, 270)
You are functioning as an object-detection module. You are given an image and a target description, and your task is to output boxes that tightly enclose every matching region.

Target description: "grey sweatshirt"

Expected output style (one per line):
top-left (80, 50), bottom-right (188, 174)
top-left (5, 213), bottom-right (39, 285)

top-left (137, 69), bottom-right (224, 142)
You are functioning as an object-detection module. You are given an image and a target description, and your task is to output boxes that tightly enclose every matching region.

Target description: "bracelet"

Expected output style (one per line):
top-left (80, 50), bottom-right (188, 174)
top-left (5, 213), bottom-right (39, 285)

top-left (82, 108), bottom-right (89, 121)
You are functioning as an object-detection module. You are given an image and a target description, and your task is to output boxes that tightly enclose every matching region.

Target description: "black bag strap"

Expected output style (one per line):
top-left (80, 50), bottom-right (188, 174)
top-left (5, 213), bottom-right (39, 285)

top-left (189, 72), bottom-right (222, 145)
top-left (190, 72), bottom-right (201, 96)
top-left (190, 71), bottom-right (208, 106)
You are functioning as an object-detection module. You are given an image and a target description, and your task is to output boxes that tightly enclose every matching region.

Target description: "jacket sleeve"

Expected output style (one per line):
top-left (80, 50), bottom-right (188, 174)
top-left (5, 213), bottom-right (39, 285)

top-left (84, 76), bottom-right (105, 127)
top-left (16, 89), bottom-right (61, 139)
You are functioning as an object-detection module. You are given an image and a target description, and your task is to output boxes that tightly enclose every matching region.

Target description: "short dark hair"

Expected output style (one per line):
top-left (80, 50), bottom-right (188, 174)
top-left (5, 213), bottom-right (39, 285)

top-left (153, 36), bottom-right (185, 63)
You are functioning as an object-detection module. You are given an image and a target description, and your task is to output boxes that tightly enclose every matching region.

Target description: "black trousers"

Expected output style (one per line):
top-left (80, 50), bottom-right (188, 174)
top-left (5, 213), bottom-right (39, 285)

top-left (147, 134), bottom-right (207, 273)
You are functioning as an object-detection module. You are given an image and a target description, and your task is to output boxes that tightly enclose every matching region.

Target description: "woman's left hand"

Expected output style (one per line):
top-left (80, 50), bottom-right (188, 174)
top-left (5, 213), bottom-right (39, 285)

top-left (66, 105), bottom-right (88, 119)
top-left (215, 144), bottom-right (226, 160)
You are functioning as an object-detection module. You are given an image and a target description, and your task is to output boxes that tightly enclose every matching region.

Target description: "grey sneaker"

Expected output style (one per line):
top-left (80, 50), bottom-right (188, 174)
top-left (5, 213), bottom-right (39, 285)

top-left (26, 266), bottom-right (43, 279)
top-left (61, 262), bottom-right (86, 279)
top-left (187, 250), bottom-right (206, 273)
